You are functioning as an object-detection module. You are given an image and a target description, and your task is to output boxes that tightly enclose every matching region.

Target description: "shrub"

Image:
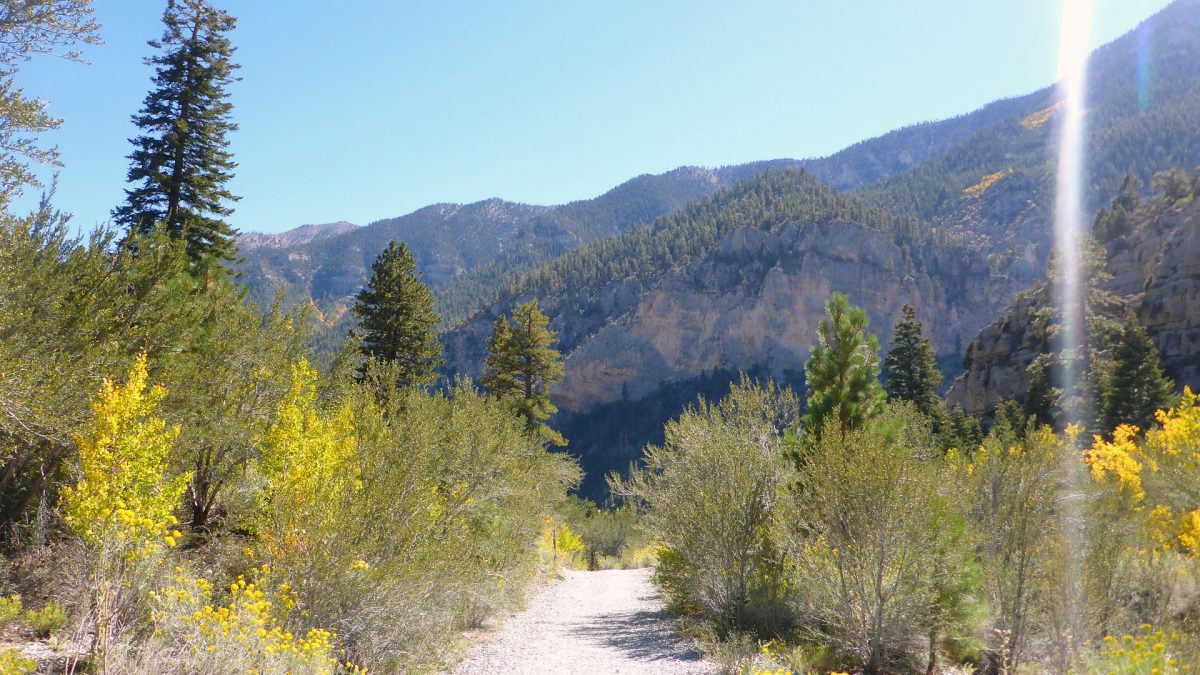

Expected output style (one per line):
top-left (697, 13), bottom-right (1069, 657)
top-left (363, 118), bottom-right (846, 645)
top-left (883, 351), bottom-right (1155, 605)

top-left (253, 362), bottom-right (580, 671)
top-left (0, 648), bottom-right (35, 674)
top-left (0, 594), bottom-right (22, 629)
top-left (616, 377), bottom-right (797, 634)
top-left (120, 565), bottom-right (356, 675)
top-left (960, 414), bottom-right (1066, 671)
top-left (59, 355), bottom-right (191, 669)
top-left (1076, 624), bottom-right (1189, 674)
top-left (23, 602), bottom-right (67, 638)
top-left (787, 404), bottom-right (977, 673)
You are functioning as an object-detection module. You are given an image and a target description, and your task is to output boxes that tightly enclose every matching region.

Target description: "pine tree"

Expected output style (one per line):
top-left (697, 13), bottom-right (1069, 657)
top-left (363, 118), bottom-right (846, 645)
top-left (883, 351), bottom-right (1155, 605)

top-left (352, 240), bottom-right (443, 387)
top-left (1093, 175), bottom-right (1140, 243)
top-left (1099, 313), bottom-right (1174, 434)
top-left (113, 0), bottom-right (240, 263)
top-left (482, 315), bottom-right (518, 396)
top-left (884, 304), bottom-right (944, 425)
top-left (482, 300), bottom-right (566, 446)
top-left (802, 292), bottom-right (885, 439)
top-left (1022, 353), bottom-right (1058, 428)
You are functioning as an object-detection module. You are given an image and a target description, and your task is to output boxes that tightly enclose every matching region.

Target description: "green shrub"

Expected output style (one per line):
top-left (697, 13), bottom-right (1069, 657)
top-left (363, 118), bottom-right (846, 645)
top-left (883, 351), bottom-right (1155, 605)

top-left (0, 594), bottom-right (22, 629)
top-left (786, 403), bottom-right (980, 673)
top-left (253, 364), bottom-right (581, 672)
top-left (615, 377), bottom-right (797, 634)
top-left (0, 647), bottom-right (36, 674)
top-left (24, 602), bottom-right (67, 638)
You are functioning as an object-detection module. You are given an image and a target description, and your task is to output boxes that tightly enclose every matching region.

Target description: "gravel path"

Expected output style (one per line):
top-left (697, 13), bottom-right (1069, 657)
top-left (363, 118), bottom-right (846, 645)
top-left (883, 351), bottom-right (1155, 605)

top-left (451, 568), bottom-right (717, 675)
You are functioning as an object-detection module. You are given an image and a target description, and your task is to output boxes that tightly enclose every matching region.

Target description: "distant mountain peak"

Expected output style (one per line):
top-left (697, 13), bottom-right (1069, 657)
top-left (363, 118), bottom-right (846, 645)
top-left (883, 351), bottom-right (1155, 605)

top-left (238, 221), bottom-right (359, 250)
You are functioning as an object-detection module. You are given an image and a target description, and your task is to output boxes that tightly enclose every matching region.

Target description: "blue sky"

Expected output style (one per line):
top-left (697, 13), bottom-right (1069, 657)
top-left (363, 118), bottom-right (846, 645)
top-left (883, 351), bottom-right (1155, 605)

top-left (17, 0), bottom-right (1174, 234)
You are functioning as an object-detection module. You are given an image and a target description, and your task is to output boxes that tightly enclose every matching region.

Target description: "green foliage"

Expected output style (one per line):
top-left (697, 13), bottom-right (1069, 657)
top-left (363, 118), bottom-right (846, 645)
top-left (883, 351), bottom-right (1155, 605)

top-left (615, 378), bottom-right (797, 633)
top-left (0, 647), bottom-right (35, 674)
top-left (884, 304), bottom-right (945, 434)
top-left (250, 360), bottom-right (579, 670)
top-left (0, 0), bottom-right (99, 206)
top-left (351, 240), bottom-right (443, 387)
top-left (0, 594), bottom-right (21, 629)
top-left (22, 601), bottom-right (66, 638)
top-left (1098, 313), bottom-right (1175, 436)
top-left (482, 300), bottom-right (567, 446)
top-left (801, 293), bottom-right (885, 440)
top-left (787, 403), bottom-right (976, 673)
top-left (113, 0), bottom-right (241, 263)
top-left (0, 216), bottom-right (200, 540)
top-left (158, 283), bottom-right (310, 531)
top-left (1094, 174), bottom-right (1141, 243)
top-left (960, 417), bottom-right (1066, 671)
top-left (560, 498), bottom-right (649, 570)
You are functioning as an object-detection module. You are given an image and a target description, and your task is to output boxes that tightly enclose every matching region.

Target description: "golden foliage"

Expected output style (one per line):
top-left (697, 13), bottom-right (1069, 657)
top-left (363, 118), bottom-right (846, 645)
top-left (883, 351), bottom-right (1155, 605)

top-left (963, 169), bottom-right (1011, 196)
top-left (256, 359), bottom-right (359, 563)
top-left (60, 354), bottom-right (188, 559)
top-left (1020, 103), bottom-right (1060, 130)
top-left (149, 565), bottom-right (361, 674)
top-left (1087, 388), bottom-right (1200, 555)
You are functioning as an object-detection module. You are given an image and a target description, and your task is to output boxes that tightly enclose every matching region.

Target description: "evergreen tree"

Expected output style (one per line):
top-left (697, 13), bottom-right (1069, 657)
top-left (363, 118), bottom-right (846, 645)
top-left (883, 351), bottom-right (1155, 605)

top-left (802, 292), bottom-right (885, 439)
top-left (482, 315), bottom-right (518, 396)
top-left (1099, 313), bottom-right (1175, 434)
top-left (1022, 353), bottom-right (1058, 428)
top-left (482, 300), bottom-right (566, 446)
top-left (351, 240), bottom-right (443, 387)
top-left (113, 0), bottom-right (240, 263)
top-left (884, 304), bottom-right (944, 425)
top-left (1093, 174), bottom-right (1140, 243)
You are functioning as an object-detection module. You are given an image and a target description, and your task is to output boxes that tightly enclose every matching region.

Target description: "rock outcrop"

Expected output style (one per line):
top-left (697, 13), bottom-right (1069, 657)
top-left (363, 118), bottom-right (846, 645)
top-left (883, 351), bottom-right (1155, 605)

top-left (946, 192), bottom-right (1200, 416)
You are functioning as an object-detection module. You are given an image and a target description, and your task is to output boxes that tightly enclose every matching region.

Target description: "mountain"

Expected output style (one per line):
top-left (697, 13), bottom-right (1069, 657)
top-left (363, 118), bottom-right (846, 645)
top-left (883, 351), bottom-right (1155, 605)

top-left (235, 161), bottom-right (812, 324)
top-left (946, 169), bottom-right (1200, 418)
top-left (235, 0), bottom-right (1200, 496)
top-left (238, 221), bottom-right (359, 251)
top-left (438, 0), bottom-right (1200, 495)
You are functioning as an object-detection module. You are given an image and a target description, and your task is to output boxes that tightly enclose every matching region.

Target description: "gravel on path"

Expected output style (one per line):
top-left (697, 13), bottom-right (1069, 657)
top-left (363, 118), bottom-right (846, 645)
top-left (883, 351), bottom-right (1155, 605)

top-left (450, 567), bottom-right (717, 675)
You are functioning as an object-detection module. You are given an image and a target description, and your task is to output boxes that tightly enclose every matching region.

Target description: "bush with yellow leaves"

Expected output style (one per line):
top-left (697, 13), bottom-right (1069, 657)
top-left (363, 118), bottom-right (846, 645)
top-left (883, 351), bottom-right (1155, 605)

top-left (1075, 624), bottom-right (1190, 674)
top-left (1087, 388), bottom-right (1200, 557)
top-left (123, 565), bottom-right (362, 675)
top-left (59, 354), bottom-right (191, 672)
top-left (61, 354), bottom-right (189, 558)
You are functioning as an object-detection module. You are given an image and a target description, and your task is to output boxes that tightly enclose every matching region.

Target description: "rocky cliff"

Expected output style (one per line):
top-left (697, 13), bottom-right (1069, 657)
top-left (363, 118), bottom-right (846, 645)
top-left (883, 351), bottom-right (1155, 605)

top-left (554, 220), bottom-right (1015, 412)
top-left (946, 179), bottom-right (1200, 416)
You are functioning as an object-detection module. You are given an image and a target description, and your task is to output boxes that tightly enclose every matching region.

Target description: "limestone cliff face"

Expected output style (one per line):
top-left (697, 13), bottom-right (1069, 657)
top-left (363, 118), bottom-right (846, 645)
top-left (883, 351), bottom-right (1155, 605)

top-left (946, 197), bottom-right (1200, 415)
top-left (552, 221), bottom-right (1018, 412)
top-left (1135, 203), bottom-right (1200, 388)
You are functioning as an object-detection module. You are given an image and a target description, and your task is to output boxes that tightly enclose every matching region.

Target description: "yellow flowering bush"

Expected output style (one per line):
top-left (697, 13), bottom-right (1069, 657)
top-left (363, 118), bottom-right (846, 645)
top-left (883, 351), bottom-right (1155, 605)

top-left (60, 354), bottom-right (189, 560)
top-left (148, 565), bottom-right (360, 674)
top-left (1077, 624), bottom-right (1187, 674)
top-left (539, 516), bottom-right (584, 566)
top-left (1087, 388), bottom-right (1200, 555)
top-left (257, 359), bottom-right (359, 564)
top-left (0, 648), bottom-right (35, 674)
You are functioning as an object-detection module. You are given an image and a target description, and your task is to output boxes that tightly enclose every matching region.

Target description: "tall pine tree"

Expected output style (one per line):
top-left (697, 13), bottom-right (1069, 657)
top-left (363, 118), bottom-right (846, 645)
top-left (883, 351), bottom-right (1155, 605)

top-left (884, 304), bottom-right (943, 421)
top-left (1099, 313), bottom-right (1174, 434)
top-left (482, 300), bottom-right (566, 446)
top-left (352, 240), bottom-right (443, 387)
top-left (802, 292), bottom-right (885, 439)
top-left (113, 0), bottom-right (240, 264)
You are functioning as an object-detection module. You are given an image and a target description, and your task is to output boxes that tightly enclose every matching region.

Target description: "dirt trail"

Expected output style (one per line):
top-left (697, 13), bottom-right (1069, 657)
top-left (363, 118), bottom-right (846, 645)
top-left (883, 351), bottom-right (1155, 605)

top-left (451, 568), bottom-right (716, 675)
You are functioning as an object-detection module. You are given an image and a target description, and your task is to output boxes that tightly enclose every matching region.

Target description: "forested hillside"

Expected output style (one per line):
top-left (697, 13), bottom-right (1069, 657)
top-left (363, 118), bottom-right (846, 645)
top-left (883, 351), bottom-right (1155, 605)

top-left (432, 0), bottom-right (1200, 499)
top-left (947, 167), bottom-right (1200, 419)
